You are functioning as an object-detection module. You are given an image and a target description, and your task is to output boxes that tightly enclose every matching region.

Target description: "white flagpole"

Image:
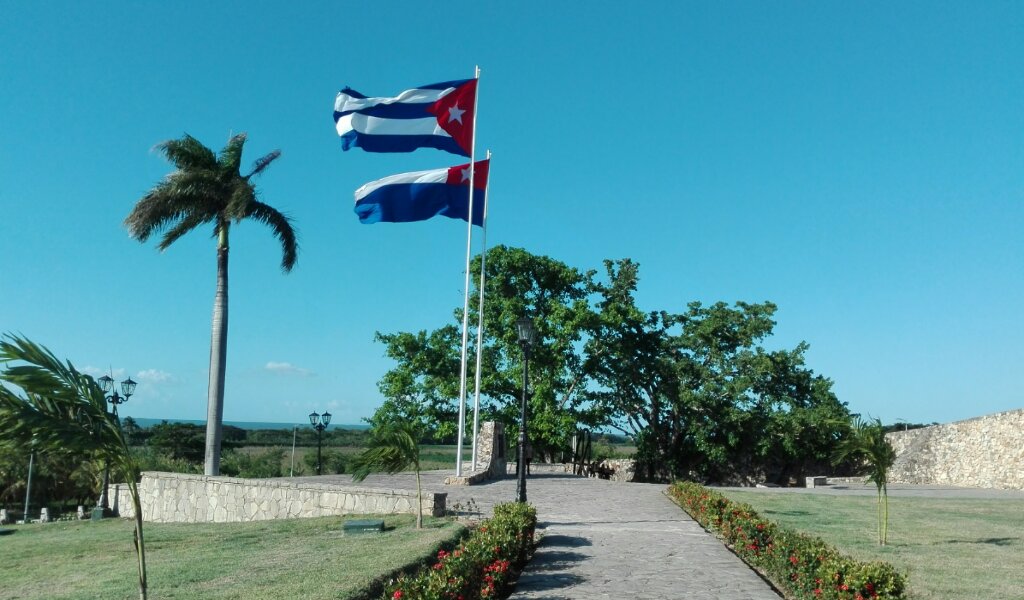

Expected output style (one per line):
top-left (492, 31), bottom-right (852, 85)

top-left (471, 149), bottom-right (492, 471)
top-left (455, 65), bottom-right (481, 477)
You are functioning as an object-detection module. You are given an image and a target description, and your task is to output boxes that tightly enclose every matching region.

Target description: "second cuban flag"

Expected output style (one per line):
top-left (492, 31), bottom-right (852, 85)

top-left (354, 160), bottom-right (488, 226)
top-left (334, 79), bottom-right (477, 157)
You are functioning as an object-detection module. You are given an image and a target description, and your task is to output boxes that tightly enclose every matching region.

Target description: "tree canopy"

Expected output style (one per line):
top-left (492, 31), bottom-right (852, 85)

top-left (373, 246), bottom-right (853, 483)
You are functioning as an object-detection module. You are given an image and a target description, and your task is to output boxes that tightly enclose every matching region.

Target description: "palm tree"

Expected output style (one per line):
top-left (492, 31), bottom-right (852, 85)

top-left (833, 416), bottom-right (898, 545)
top-left (124, 133), bottom-right (298, 476)
top-left (350, 422), bottom-right (425, 528)
top-left (0, 334), bottom-right (149, 599)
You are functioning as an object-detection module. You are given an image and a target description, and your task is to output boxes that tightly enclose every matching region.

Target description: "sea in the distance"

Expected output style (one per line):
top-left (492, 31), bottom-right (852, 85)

top-left (128, 417), bottom-right (369, 431)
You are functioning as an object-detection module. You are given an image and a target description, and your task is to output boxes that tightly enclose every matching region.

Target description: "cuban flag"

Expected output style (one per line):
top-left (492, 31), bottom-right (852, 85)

top-left (334, 79), bottom-right (477, 157)
top-left (354, 160), bottom-right (489, 226)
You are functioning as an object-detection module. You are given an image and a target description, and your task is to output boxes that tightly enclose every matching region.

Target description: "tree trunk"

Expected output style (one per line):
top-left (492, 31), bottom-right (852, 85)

top-left (881, 483), bottom-right (889, 545)
top-left (876, 485), bottom-right (883, 545)
top-left (129, 479), bottom-right (147, 600)
top-left (415, 463), bottom-right (423, 529)
top-left (204, 224), bottom-right (229, 476)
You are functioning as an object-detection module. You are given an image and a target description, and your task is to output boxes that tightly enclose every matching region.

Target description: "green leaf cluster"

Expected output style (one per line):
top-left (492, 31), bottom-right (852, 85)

top-left (0, 334), bottom-right (150, 599)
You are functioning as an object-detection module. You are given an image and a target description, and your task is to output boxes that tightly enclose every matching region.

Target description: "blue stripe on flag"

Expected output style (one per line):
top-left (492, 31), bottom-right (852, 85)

top-left (339, 131), bottom-right (469, 157)
top-left (354, 182), bottom-right (484, 226)
top-left (333, 101), bottom-right (433, 120)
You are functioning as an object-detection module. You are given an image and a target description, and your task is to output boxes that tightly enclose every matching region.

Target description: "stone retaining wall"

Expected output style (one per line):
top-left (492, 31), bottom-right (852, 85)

top-left (886, 408), bottom-right (1024, 490)
top-left (112, 472), bottom-right (446, 523)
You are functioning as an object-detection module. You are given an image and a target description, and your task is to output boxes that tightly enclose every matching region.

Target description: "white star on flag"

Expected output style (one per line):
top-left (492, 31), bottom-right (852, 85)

top-left (460, 167), bottom-right (471, 182)
top-left (448, 104), bottom-right (466, 125)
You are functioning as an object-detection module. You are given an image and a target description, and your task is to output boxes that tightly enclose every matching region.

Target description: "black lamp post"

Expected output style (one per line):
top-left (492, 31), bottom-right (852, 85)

top-left (515, 315), bottom-right (536, 503)
top-left (309, 410), bottom-right (332, 475)
top-left (97, 374), bottom-right (137, 512)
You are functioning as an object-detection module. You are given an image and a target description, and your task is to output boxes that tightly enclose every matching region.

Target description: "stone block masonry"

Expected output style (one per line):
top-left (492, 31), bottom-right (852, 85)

top-left (887, 408), bottom-right (1024, 490)
top-left (112, 472), bottom-right (446, 523)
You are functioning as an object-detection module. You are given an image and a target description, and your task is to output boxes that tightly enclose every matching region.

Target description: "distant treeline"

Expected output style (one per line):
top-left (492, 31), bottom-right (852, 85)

top-left (122, 418), bottom-right (370, 453)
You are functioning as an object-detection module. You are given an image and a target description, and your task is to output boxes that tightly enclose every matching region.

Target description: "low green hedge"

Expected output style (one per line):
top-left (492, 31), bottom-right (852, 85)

top-left (668, 482), bottom-right (906, 600)
top-left (383, 502), bottom-right (537, 600)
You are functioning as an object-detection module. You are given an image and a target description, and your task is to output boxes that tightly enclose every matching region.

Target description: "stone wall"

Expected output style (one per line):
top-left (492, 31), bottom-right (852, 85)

top-left (445, 421), bottom-right (506, 485)
top-left (887, 408), bottom-right (1024, 490)
top-left (112, 472), bottom-right (446, 523)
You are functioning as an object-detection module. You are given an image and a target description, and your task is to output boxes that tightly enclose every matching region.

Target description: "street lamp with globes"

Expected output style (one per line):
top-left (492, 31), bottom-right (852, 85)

top-left (309, 411), bottom-right (332, 475)
top-left (96, 374), bottom-right (137, 512)
top-left (515, 315), bottom-right (536, 503)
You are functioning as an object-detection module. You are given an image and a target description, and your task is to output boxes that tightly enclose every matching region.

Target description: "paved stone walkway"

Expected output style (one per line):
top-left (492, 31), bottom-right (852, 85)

top-left (309, 467), bottom-right (781, 599)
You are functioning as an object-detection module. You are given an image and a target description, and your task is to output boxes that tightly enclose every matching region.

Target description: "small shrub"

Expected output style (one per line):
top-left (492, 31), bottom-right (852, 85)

top-left (668, 481), bottom-right (906, 600)
top-left (221, 449), bottom-right (285, 478)
top-left (383, 502), bottom-right (537, 600)
top-left (303, 449), bottom-right (346, 475)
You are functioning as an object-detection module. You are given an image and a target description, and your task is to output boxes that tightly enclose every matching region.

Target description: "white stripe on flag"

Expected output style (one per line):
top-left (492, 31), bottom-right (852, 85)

top-left (334, 86), bottom-right (455, 112)
top-left (354, 167), bottom-right (448, 201)
top-left (335, 113), bottom-right (452, 138)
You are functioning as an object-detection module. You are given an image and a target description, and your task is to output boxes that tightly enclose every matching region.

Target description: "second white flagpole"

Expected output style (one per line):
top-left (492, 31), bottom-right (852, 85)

top-left (471, 149), bottom-right (492, 471)
top-left (455, 65), bottom-right (481, 477)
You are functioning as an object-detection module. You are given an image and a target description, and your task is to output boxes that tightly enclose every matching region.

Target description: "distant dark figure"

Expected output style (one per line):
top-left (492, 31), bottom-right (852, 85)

top-left (515, 441), bottom-right (535, 476)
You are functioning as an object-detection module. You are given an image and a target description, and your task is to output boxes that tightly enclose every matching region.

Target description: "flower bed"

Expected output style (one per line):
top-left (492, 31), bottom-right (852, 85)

top-left (384, 502), bottom-right (537, 600)
top-left (668, 482), bottom-right (907, 600)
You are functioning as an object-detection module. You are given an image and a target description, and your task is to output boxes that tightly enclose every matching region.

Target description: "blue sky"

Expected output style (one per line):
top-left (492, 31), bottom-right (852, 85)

top-left (1, 2), bottom-right (1021, 428)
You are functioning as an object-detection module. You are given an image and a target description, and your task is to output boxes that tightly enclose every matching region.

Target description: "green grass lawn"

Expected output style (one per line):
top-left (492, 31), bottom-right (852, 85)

top-left (720, 490), bottom-right (1024, 600)
top-left (0, 514), bottom-right (464, 600)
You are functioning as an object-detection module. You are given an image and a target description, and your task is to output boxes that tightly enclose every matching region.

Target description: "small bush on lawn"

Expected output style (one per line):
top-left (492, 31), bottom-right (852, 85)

top-left (668, 481), bottom-right (906, 600)
top-left (384, 502), bottom-right (537, 600)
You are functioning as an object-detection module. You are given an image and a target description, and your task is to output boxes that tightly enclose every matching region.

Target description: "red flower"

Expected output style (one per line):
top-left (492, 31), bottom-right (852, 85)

top-left (433, 563), bottom-right (444, 570)
top-left (813, 589), bottom-right (822, 596)
top-left (392, 591), bottom-right (403, 600)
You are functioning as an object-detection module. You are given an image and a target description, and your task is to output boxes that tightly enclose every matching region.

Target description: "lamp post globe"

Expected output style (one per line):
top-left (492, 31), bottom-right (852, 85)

top-left (515, 316), bottom-right (536, 504)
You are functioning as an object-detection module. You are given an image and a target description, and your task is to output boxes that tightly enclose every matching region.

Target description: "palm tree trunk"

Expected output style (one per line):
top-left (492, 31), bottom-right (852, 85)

top-left (881, 483), bottom-right (889, 545)
top-left (415, 462), bottom-right (423, 529)
top-left (876, 485), bottom-right (883, 545)
top-left (204, 224), bottom-right (229, 476)
top-left (129, 479), bottom-right (147, 600)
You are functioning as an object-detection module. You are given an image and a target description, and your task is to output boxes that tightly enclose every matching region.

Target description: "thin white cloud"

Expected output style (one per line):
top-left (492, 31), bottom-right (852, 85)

top-left (136, 369), bottom-right (174, 383)
top-left (264, 361), bottom-right (314, 377)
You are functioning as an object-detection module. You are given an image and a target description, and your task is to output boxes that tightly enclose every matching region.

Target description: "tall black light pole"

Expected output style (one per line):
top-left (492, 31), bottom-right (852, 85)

top-left (309, 411), bottom-right (332, 475)
top-left (515, 316), bottom-right (536, 503)
top-left (97, 374), bottom-right (136, 512)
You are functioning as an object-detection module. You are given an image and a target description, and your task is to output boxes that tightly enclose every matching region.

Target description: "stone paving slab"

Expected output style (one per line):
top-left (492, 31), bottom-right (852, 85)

top-left (308, 468), bottom-right (781, 599)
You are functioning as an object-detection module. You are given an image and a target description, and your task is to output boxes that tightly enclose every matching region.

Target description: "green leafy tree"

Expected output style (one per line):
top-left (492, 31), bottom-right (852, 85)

top-left (121, 416), bottom-right (144, 446)
top-left (375, 246), bottom-right (600, 459)
top-left (125, 133), bottom-right (298, 476)
top-left (147, 421), bottom-right (206, 463)
top-left (588, 262), bottom-right (851, 482)
top-left (350, 422), bottom-right (424, 528)
top-left (0, 335), bottom-right (149, 599)
top-left (833, 417), bottom-right (897, 545)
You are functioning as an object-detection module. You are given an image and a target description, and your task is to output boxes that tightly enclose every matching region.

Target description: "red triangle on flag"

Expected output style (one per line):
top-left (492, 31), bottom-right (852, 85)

top-left (428, 79), bottom-right (477, 155)
top-left (445, 159), bottom-right (489, 190)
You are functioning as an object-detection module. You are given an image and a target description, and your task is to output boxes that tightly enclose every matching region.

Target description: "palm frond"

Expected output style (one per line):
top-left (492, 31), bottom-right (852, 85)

top-left (225, 183), bottom-right (256, 223)
top-left (218, 133), bottom-right (248, 174)
top-left (247, 201), bottom-right (299, 271)
top-left (350, 422), bottom-right (420, 482)
top-left (124, 174), bottom-right (222, 243)
top-left (155, 134), bottom-right (217, 171)
top-left (0, 335), bottom-right (127, 465)
top-left (158, 211), bottom-right (216, 251)
top-left (248, 150), bottom-right (281, 178)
